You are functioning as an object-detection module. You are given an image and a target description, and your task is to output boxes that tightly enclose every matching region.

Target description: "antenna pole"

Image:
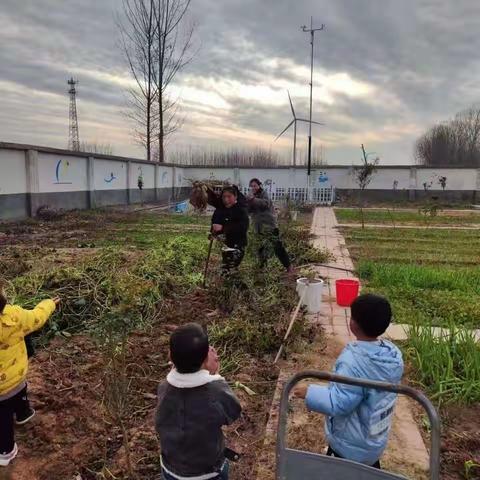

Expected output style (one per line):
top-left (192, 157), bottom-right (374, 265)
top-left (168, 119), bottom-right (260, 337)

top-left (302, 18), bottom-right (325, 200)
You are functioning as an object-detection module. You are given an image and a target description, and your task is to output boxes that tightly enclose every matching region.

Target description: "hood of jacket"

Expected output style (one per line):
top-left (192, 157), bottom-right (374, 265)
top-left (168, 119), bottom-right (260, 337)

top-left (344, 340), bottom-right (403, 383)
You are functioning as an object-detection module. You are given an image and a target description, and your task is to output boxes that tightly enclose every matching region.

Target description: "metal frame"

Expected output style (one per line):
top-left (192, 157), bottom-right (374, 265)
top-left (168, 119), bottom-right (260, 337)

top-left (276, 371), bottom-right (440, 480)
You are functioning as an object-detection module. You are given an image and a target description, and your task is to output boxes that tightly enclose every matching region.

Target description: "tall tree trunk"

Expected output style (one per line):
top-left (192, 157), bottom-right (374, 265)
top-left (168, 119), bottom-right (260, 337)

top-left (159, 87), bottom-right (164, 162)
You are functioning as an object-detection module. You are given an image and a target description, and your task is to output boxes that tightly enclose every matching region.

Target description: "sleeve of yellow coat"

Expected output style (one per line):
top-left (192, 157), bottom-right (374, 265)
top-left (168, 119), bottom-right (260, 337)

top-left (12, 299), bottom-right (56, 336)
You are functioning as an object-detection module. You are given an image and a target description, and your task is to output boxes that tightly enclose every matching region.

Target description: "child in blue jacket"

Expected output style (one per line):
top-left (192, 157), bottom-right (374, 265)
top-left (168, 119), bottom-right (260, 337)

top-left (296, 294), bottom-right (404, 468)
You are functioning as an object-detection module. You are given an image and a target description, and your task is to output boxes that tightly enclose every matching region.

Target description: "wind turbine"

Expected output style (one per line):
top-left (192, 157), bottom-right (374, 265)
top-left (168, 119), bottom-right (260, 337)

top-left (275, 91), bottom-right (324, 167)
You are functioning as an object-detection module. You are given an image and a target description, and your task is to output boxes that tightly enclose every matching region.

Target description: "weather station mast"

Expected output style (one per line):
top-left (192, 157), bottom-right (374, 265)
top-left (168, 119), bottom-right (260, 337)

top-left (67, 78), bottom-right (80, 151)
top-left (301, 17), bottom-right (325, 200)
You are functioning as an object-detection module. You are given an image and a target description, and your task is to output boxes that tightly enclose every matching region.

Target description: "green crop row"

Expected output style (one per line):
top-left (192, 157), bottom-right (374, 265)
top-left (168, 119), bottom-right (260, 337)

top-left (335, 208), bottom-right (480, 226)
top-left (403, 324), bottom-right (480, 405)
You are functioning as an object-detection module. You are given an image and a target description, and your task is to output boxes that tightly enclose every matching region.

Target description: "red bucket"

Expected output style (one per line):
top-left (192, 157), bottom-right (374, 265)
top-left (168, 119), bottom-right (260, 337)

top-left (335, 279), bottom-right (360, 307)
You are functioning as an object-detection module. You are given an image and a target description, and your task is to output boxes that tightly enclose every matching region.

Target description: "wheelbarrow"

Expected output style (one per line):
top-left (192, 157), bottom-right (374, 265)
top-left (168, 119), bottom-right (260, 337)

top-left (276, 371), bottom-right (441, 480)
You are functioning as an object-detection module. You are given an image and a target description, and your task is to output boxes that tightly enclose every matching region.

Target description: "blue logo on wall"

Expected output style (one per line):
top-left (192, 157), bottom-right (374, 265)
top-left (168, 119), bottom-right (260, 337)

top-left (104, 172), bottom-right (117, 183)
top-left (318, 172), bottom-right (329, 183)
top-left (54, 159), bottom-right (73, 185)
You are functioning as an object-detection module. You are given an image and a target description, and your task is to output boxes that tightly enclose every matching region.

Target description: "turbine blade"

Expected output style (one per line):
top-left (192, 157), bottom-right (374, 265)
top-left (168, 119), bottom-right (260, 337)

top-left (275, 120), bottom-right (295, 141)
top-left (287, 90), bottom-right (296, 119)
top-left (297, 118), bottom-right (325, 126)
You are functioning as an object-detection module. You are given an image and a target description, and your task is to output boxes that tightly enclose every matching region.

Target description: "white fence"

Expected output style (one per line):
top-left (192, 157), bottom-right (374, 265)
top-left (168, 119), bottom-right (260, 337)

top-left (239, 186), bottom-right (335, 205)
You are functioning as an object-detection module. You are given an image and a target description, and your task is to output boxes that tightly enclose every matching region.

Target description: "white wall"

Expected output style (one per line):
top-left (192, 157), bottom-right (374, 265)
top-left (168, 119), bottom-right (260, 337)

top-left (37, 152), bottom-right (88, 192)
top-left (158, 165), bottom-right (173, 188)
top-left (0, 149), bottom-right (27, 194)
top-left (184, 167), bottom-right (236, 183)
top-left (1, 143), bottom-right (480, 220)
top-left (416, 168), bottom-right (478, 190)
top-left (95, 159), bottom-right (128, 191)
top-left (131, 162), bottom-right (155, 189)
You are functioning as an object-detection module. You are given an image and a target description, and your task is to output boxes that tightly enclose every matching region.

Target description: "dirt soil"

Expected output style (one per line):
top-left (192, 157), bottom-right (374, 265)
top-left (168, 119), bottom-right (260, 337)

top-left (439, 405), bottom-right (480, 480)
top-left (2, 288), bottom-right (278, 480)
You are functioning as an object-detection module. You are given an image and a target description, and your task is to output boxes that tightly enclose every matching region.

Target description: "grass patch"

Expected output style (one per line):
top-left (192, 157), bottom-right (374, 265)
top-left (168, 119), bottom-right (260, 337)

top-left (342, 226), bottom-right (480, 328)
top-left (403, 324), bottom-right (480, 405)
top-left (335, 208), bottom-right (480, 226)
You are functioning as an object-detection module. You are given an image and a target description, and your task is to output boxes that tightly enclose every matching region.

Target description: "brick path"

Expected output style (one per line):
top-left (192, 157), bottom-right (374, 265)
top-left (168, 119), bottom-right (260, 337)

top-left (255, 207), bottom-right (432, 479)
top-left (311, 207), bottom-right (430, 477)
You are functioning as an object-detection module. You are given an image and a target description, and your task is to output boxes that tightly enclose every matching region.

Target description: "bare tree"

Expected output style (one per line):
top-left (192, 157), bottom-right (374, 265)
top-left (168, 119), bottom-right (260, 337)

top-left (415, 106), bottom-right (480, 167)
top-left (154, 0), bottom-right (195, 163)
top-left (119, 0), bottom-right (158, 161)
top-left (355, 144), bottom-right (379, 229)
top-left (80, 142), bottom-right (115, 155)
top-left (168, 146), bottom-right (282, 167)
top-left (453, 107), bottom-right (480, 165)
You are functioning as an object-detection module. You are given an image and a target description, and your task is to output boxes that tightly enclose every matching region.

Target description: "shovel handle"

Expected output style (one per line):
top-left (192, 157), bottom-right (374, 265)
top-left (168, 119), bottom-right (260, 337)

top-left (274, 287), bottom-right (307, 364)
top-left (203, 237), bottom-right (215, 288)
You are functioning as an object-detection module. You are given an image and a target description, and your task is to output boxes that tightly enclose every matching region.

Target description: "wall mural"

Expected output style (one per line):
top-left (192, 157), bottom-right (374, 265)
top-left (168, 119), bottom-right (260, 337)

top-left (137, 166), bottom-right (144, 190)
top-left (54, 159), bottom-right (73, 185)
top-left (104, 172), bottom-right (117, 183)
top-left (264, 179), bottom-right (274, 194)
top-left (318, 171), bottom-right (329, 184)
top-left (103, 164), bottom-right (123, 184)
top-left (162, 171), bottom-right (168, 184)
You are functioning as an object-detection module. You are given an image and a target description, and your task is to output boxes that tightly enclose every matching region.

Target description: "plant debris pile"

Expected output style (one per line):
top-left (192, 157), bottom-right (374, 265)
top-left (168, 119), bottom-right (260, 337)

top-left (1, 209), bottom-right (325, 480)
top-left (189, 181), bottom-right (209, 212)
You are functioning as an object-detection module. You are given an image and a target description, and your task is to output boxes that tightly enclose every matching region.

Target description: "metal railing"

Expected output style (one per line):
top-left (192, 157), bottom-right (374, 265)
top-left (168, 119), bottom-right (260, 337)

top-left (276, 371), bottom-right (440, 480)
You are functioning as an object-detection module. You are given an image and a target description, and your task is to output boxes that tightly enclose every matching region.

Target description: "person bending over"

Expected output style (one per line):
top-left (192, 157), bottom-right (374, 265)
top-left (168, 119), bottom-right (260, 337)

top-left (295, 294), bottom-right (404, 469)
top-left (155, 323), bottom-right (242, 480)
top-left (211, 186), bottom-right (249, 274)
top-left (247, 178), bottom-right (292, 273)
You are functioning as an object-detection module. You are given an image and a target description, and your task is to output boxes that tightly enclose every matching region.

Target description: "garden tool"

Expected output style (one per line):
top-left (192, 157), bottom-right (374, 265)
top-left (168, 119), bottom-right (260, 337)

top-left (203, 236), bottom-right (215, 288)
top-left (274, 284), bottom-right (308, 364)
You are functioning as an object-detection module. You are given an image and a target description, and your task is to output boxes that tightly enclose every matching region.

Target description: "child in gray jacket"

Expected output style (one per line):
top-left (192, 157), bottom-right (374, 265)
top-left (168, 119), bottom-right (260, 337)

top-left (155, 323), bottom-right (242, 480)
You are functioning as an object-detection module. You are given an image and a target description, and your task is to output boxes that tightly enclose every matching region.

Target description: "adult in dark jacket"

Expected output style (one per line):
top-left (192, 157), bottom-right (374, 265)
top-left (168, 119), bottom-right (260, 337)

top-left (247, 178), bottom-right (292, 272)
top-left (209, 186), bottom-right (249, 273)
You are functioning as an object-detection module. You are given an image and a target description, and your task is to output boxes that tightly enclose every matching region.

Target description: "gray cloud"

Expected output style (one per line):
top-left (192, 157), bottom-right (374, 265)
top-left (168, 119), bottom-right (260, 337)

top-left (1, 0), bottom-right (480, 164)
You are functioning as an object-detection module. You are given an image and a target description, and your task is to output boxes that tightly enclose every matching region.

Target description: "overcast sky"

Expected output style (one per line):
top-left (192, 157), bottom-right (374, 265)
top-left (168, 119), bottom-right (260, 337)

top-left (1, 0), bottom-right (480, 164)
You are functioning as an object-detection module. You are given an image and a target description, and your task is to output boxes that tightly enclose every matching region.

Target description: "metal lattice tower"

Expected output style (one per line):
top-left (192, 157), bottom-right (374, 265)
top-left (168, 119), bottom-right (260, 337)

top-left (67, 78), bottom-right (80, 151)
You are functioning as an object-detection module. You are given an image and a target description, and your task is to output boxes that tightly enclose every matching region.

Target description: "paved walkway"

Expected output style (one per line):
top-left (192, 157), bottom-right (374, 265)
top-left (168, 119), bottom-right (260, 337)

top-left (311, 208), bottom-right (430, 477)
top-left (255, 207), bottom-right (430, 479)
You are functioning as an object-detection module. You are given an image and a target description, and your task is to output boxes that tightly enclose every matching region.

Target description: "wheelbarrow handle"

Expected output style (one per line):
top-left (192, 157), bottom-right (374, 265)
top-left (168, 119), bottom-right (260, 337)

top-left (276, 371), bottom-right (441, 480)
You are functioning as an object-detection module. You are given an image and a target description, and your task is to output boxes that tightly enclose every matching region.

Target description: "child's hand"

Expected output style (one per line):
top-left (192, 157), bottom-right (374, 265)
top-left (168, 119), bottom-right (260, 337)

top-left (212, 224), bottom-right (223, 233)
top-left (204, 346), bottom-right (220, 375)
top-left (53, 297), bottom-right (61, 306)
top-left (292, 384), bottom-right (309, 399)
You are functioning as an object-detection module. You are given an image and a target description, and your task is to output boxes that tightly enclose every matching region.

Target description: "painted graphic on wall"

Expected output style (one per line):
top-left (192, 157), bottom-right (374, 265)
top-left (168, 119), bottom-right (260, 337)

top-left (104, 172), bottom-right (117, 183)
top-left (54, 159), bottom-right (73, 185)
top-left (264, 179), bottom-right (274, 194)
top-left (137, 166), bottom-right (144, 190)
top-left (318, 171), bottom-right (329, 183)
top-left (162, 171), bottom-right (168, 184)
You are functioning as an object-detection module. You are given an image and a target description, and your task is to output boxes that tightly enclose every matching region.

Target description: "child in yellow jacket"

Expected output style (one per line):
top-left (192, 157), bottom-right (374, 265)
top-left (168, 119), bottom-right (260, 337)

top-left (0, 283), bottom-right (59, 466)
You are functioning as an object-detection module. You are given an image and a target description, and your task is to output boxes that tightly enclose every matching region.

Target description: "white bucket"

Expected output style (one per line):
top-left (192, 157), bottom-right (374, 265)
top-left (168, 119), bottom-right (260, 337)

top-left (296, 277), bottom-right (324, 314)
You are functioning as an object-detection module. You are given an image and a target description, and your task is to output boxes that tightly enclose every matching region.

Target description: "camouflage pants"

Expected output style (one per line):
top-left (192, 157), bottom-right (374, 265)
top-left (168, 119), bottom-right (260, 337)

top-left (221, 246), bottom-right (245, 274)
